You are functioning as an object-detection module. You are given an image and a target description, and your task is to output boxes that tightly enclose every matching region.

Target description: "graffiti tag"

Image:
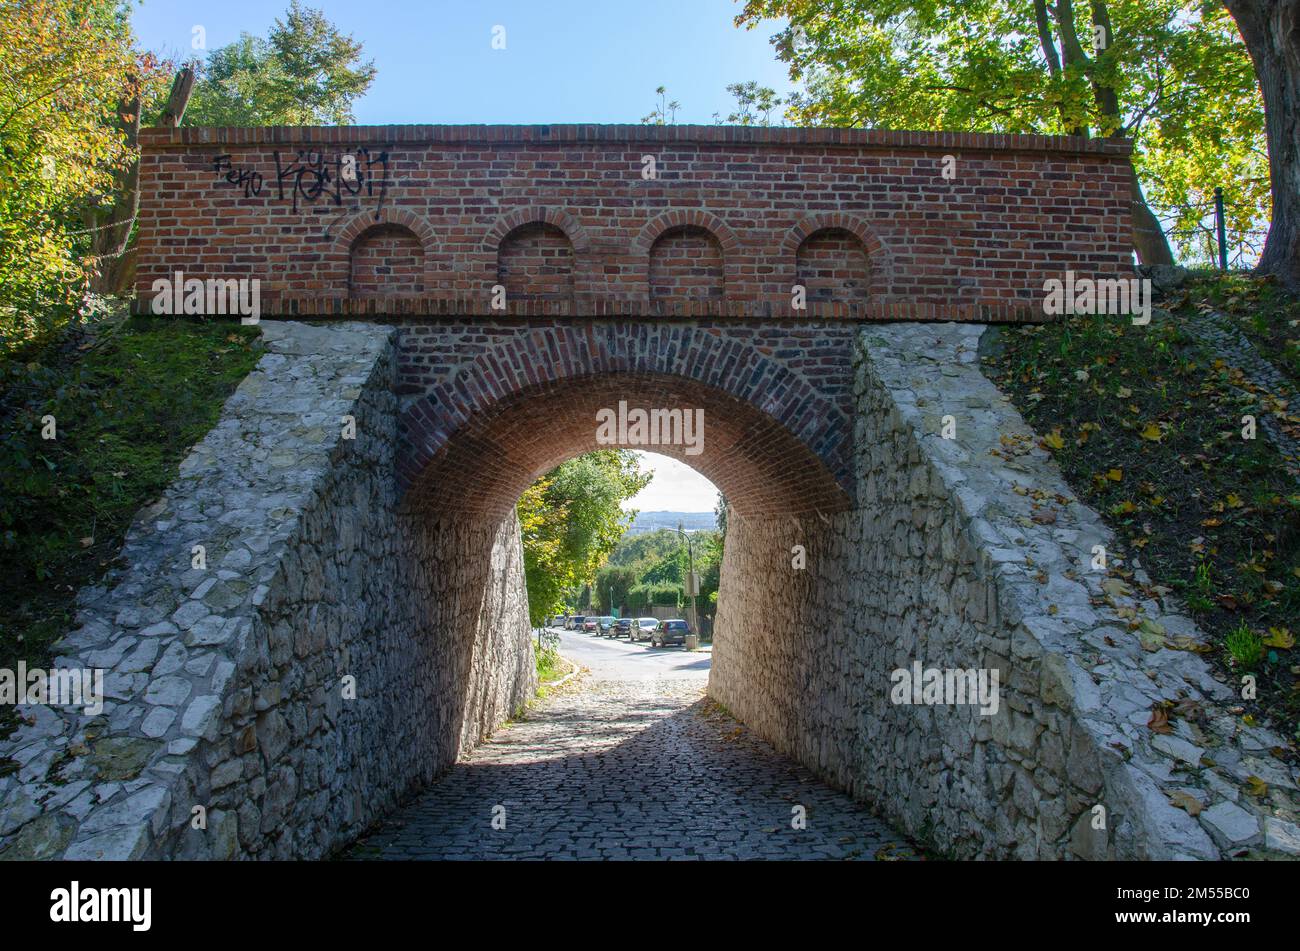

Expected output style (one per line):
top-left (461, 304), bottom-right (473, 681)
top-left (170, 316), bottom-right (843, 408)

top-left (212, 148), bottom-right (391, 217)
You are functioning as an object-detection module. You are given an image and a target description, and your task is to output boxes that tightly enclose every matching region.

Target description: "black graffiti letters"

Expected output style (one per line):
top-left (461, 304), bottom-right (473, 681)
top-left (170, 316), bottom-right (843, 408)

top-left (213, 154), bottom-right (263, 197)
top-left (274, 148), bottom-right (389, 213)
top-left (212, 149), bottom-right (390, 215)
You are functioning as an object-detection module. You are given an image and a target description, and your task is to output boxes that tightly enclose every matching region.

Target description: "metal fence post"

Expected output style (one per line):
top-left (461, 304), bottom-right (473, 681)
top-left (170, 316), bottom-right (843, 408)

top-left (1214, 187), bottom-right (1228, 271)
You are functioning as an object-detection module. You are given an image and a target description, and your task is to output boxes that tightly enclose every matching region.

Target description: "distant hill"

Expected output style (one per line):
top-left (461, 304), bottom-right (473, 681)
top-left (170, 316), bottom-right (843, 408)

top-left (626, 510), bottom-right (716, 534)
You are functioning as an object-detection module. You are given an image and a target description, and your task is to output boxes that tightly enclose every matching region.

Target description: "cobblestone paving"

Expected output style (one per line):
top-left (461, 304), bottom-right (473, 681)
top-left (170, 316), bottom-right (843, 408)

top-left (1174, 308), bottom-right (1300, 482)
top-left (346, 676), bottom-right (913, 860)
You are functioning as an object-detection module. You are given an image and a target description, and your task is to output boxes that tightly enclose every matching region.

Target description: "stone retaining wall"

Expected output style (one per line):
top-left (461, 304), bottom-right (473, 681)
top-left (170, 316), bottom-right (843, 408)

top-left (6, 316), bottom-right (1297, 862)
top-left (711, 323), bottom-right (1300, 859)
top-left (0, 322), bottom-right (535, 860)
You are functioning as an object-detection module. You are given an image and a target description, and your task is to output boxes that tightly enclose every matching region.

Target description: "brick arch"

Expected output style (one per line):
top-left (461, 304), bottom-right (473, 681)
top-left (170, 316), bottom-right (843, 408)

top-left (495, 223), bottom-right (576, 304)
top-left (397, 323), bottom-right (853, 518)
top-left (348, 223), bottom-right (426, 296)
top-left (335, 208), bottom-right (436, 254)
top-left (633, 209), bottom-right (740, 258)
top-left (484, 207), bottom-right (591, 255)
top-left (634, 211), bottom-right (742, 310)
top-left (782, 214), bottom-right (895, 299)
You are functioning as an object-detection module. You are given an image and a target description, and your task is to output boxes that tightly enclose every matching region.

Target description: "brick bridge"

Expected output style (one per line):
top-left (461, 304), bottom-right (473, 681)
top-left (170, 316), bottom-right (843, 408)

top-left (134, 124), bottom-right (1130, 520)
top-left (15, 125), bottom-right (1262, 865)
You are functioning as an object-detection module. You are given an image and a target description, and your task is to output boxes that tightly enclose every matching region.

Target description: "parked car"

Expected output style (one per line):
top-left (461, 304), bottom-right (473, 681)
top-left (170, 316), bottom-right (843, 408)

top-left (570, 615), bottom-right (586, 632)
top-left (613, 618), bottom-right (634, 638)
top-left (597, 616), bottom-right (617, 636)
top-left (582, 617), bottom-right (599, 633)
top-left (650, 619), bottom-right (692, 648)
top-left (630, 617), bottom-right (659, 642)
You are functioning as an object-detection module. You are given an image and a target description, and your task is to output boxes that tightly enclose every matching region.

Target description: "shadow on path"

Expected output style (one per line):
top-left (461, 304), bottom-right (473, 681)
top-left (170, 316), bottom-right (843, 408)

top-left (344, 679), bottom-right (916, 861)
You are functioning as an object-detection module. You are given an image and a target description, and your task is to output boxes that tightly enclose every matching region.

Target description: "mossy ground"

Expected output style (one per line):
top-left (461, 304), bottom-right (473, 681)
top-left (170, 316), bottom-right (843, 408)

top-left (0, 315), bottom-right (263, 679)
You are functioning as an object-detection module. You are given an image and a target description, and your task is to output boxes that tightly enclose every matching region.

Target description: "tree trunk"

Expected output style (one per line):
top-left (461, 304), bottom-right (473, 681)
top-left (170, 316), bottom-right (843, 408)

top-left (86, 91), bottom-right (141, 295)
top-left (1224, 0), bottom-right (1300, 287)
top-left (1130, 165), bottom-right (1175, 265)
top-left (1055, 0), bottom-right (1175, 264)
top-left (88, 68), bottom-right (195, 295)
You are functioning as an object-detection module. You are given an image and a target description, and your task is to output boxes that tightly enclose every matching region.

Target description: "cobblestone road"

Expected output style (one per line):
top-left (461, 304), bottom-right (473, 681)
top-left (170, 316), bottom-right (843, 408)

top-left (347, 664), bottom-right (913, 861)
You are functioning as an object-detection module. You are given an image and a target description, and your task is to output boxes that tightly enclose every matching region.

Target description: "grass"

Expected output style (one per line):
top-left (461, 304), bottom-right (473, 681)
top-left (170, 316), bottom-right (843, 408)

top-left (535, 643), bottom-right (565, 684)
top-left (0, 315), bottom-right (263, 677)
top-left (1225, 621), bottom-right (1266, 671)
top-left (532, 638), bottom-right (572, 700)
top-left (983, 282), bottom-right (1300, 749)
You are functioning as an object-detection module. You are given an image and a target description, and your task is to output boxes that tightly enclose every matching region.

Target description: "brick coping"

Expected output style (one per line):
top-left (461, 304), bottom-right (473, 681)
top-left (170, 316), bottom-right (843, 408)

top-left (128, 296), bottom-right (1050, 323)
top-left (140, 123), bottom-right (1131, 157)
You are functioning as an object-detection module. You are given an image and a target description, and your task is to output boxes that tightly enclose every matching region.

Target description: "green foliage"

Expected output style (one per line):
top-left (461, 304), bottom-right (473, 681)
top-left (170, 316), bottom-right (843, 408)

top-left (517, 450), bottom-right (650, 626)
top-left (0, 316), bottom-right (263, 670)
top-left (640, 85), bottom-right (681, 125)
top-left (596, 526), bottom-right (725, 615)
top-left (535, 642), bottom-right (564, 684)
top-left (606, 527), bottom-right (681, 567)
top-left (627, 582), bottom-right (681, 612)
top-left (186, 0), bottom-right (376, 126)
top-left (736, 0), bottom-right (1268, 265)
top-left (592, 564), bottom-right (640, 614)
top-left (0, 0), bottom-right (166, 348)
top-left (723, 81), bottom-right (784, 125)
top-left (641, 548), bottom-right (684, 585)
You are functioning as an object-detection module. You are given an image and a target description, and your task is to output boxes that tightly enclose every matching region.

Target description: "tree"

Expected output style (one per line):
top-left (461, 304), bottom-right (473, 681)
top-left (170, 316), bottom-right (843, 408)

top-left (1222, 1), bottom-right (1300, 286)
top-left (0, 0), bottom-right (164, 348)
top-left (85, 67), bottom-right (194, 295)
top-left (736, 0), bottom-right (1267, 266)
top-left (724, 81), bottom-right (784, 125)
top-left (696, 531), bottom-right (724, 608)
top-left (185, 0), bottom-right (376, 126)
top-left (593, 564), bottom-right (640, 614)
top-left (516, 450), bottom-right (650, 626)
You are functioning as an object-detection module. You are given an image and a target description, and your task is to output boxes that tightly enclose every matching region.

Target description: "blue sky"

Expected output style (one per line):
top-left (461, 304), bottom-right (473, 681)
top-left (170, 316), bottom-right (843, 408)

top-left (130, 0), bottom-right (794, 125)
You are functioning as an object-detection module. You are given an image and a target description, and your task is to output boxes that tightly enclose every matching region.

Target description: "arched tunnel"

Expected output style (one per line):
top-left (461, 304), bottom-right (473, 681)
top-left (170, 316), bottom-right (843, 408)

top-left (387, 320), bottom-right (862, 781)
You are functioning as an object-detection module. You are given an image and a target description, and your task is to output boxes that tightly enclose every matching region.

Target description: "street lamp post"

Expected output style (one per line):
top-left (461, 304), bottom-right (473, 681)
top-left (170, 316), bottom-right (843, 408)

top-left (676, 522), bottom-right (698, 639)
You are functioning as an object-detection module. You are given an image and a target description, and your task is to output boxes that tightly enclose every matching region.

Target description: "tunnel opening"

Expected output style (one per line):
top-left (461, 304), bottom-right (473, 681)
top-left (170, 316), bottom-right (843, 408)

top-left (391, 366), bottom-right (854, 770)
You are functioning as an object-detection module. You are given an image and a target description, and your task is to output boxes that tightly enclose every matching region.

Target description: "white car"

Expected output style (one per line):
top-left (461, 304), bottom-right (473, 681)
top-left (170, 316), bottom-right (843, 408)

top-left (630, 617), bottom-right (659, 642)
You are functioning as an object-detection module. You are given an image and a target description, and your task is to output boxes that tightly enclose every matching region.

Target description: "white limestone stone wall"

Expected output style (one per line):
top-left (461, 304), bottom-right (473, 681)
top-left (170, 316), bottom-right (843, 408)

top-left (0, 322), bottom-right (536, 860)
top-left (711, 323), bottom-right (1300, 860)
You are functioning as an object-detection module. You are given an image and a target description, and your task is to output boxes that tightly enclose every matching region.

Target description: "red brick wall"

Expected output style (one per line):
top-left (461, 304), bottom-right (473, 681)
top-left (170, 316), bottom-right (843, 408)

top-left (350, 224), bottom-right (424, 296)
top-left (497, 223), bottom-right (574, 303)
top-left (649, 226), bottom-right (726, 303)
top-left (796, 228), bottom-right (871, 304)
top-left (134, 125), bottom-right (1133, 321)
